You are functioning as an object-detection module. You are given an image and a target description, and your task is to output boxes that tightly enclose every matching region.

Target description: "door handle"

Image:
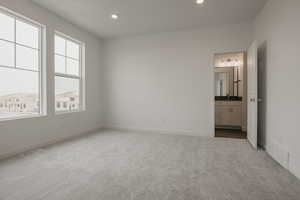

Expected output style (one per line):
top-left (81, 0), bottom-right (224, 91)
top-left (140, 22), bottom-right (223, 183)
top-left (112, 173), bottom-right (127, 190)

top-left (250, 98), bottom-right (256, 102)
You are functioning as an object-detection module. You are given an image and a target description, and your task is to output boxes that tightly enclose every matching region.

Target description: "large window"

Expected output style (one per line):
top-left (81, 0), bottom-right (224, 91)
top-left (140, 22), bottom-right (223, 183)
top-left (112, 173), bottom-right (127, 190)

top-left (54, 32), bottom-right (85, 113)
top-left (0, 8), bottom-right (45, 120)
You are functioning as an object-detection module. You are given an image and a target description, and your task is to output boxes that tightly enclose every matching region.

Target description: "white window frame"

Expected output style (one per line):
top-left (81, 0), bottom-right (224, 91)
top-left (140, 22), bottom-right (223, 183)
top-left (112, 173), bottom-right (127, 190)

top-left (54, 31), bottom-right (86, 114)
top-left (0, 6), bottom-right (46, 121)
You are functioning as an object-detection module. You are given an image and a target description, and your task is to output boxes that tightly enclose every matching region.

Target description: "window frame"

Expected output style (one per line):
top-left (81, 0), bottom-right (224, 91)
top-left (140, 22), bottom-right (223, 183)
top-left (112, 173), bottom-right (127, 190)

top-left (0, 6), bottom-right (46, 121)
top-left (54, 31), bottom-right (85, 114)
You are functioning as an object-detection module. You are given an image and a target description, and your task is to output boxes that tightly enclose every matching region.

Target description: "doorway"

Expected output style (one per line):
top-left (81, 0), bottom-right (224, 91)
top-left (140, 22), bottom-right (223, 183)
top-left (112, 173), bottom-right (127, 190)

top-left (214, 52), bottom-right (247, 139)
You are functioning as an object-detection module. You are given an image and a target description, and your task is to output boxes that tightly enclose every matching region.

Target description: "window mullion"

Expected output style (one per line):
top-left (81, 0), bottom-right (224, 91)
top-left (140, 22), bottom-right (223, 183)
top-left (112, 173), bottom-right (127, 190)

top-left (54, 73), bottom-right (80, 79)
top-left (79, 46), bottom-right (82, 110)
top-left (14, 17), bottom-right (16, 69)
top-left (38, 26), bottom-right (42, 115)
top-left (65, 40), bottom-right (67, 74)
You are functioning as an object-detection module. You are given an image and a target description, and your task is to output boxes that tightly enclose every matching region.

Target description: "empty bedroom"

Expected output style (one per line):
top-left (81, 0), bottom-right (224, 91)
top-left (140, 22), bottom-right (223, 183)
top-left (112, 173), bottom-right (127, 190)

top-left (0, 0), bottom-right (300, 199)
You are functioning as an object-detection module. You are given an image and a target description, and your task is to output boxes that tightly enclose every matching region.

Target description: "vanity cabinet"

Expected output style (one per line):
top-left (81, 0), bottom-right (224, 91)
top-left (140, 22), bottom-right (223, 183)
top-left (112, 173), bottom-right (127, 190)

top-left (215, 101), bottom-right (242, 128)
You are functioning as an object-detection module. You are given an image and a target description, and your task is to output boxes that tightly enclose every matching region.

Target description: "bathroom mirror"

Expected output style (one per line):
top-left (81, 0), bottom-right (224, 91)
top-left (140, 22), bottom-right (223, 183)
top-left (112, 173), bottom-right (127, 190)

top-left (214, 52), bottom-right (244, 100)
top-left (215, 67), bottom-right (234, 97)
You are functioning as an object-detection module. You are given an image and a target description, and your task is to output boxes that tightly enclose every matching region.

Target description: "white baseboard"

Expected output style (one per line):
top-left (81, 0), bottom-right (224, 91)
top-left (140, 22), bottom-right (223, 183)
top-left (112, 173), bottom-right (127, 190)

top-left (266, 139), bottom-right (290, 169)
top-left (255, 139), bottom-right (300, 181)
top-left (0, 127), bottom-right (104, 161)
top-left (248, 134), bottom-right (258, 149)
top-left (104, 125), bottom-right (213, 138)
top-left (289, 154), bottom-right (300, 180)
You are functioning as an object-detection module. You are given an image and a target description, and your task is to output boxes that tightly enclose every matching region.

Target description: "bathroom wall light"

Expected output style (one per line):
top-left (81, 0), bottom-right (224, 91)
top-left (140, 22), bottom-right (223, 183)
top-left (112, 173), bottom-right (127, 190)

top-left (111, 14), bottom-right (119, 20)
top-left (196, 0), bottom-right (205, 4)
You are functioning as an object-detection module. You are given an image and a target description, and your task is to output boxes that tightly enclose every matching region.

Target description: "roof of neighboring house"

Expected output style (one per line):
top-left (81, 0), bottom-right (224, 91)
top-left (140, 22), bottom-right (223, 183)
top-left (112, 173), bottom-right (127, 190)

top-left (56, 92), bottom-right (78, 98)
top-left (0, 93), bottom-right (37, 100)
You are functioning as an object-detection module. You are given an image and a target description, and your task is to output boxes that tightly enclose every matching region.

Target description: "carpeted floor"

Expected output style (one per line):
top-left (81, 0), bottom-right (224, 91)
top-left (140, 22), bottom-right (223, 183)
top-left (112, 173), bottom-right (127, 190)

top-left (0, 130), bottom-right (300, 200)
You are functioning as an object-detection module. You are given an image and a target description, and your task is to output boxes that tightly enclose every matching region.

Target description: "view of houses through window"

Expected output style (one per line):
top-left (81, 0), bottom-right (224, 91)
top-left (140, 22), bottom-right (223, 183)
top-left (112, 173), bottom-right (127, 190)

top-left (0, 10), bottom-right (42, 119)
top-left (55, 33), bottom-right (83, 112)
top-left (0, 8), bottom-right (84, 119)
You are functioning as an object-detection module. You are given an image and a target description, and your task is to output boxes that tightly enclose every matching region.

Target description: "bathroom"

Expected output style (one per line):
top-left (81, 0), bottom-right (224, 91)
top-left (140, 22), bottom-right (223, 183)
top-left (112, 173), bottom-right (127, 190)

top-left (214, 52), bottom-right (247, 138)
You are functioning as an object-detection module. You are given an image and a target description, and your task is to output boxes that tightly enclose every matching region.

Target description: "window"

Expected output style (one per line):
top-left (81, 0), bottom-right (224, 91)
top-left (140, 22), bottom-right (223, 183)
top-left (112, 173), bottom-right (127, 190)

top-left (0, 8), bottom-right (45, 120)
top-left (54, 32), bottom-right (85, 113)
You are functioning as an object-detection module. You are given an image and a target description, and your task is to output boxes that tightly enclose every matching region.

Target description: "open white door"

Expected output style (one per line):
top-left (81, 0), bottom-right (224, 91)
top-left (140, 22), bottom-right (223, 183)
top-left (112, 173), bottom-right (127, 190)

top-left (247, 41), bottom-right (258, 149)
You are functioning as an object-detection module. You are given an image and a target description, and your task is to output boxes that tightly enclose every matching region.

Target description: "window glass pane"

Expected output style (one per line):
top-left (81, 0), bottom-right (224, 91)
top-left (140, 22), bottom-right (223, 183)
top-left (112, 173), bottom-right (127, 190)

top-left (0, 40), bottom-right (14, 67)
top-left (0, 12), bottom-right (14, 41)
top-left (0, 67), bottom-right (39, 118)
top-left (16, 45), bottom-right (39, 71)
top-left (66, 58), bottom-right (79, 76)
top-left (55, 55), bottom-right (66, 74)
top-left (55, 76), bottom-right (80, 112)
top-left (55, 35), bottom-right (65, 55)
top-left (16, 20), bottom-right (39, 49)
top-left (67, 40), bottom-right (79, 59)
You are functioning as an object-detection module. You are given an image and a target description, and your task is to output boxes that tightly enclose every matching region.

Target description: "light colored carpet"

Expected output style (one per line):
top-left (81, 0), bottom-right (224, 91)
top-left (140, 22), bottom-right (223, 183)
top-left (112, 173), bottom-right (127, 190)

top-left (0, 130), bottom-right (300, 200)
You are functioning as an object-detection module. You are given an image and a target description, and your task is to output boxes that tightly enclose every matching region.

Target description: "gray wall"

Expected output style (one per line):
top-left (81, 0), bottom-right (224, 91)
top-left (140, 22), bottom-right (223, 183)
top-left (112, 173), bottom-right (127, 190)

top-left (103, 22), bottom-right (252, 136)
top-left (0, 0), bottom-right (104, 158)
top-left (254, 0), bottom-right (300, 179)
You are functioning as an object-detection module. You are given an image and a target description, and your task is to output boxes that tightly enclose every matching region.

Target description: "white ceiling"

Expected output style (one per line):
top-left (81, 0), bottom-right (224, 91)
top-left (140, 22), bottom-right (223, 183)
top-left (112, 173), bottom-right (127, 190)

top-left (31, 0), bottom-right (267, 39)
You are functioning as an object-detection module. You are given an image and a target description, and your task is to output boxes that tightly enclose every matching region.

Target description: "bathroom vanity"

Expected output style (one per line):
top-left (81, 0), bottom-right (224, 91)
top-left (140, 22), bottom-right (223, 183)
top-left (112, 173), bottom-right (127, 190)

top-left (215, 100), bottom-right (242, 129)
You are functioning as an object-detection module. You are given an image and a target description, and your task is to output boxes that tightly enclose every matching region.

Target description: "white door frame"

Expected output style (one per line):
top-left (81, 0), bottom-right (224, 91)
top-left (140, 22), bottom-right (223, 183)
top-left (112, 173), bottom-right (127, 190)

top-left (213, 51), bottom-right (247, 137)
top-left (212, 45), bottom-right (259, 149)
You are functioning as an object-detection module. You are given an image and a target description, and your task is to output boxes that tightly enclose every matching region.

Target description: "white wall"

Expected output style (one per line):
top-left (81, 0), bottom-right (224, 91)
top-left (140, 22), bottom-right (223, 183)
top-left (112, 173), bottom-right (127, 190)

top-left (103, 23), bottom-right (252, 136)
top-left (1, 0), bottom-right (299, 182)
top-left (0, 0), bottom-right (104, 158)
top-left (254, 0), bottom-right (300, 179)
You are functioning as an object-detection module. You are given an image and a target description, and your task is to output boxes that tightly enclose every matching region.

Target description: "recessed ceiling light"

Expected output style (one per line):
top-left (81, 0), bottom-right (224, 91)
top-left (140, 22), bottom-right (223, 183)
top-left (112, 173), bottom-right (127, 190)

top-left (196, 0), bottom-right (204, 4)
top-left (111, 14), bottom-right (118, 20)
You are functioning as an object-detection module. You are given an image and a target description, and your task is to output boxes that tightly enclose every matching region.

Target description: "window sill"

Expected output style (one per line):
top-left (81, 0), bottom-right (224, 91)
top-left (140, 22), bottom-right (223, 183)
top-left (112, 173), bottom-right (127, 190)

top-left (0, 113), bottom-right (47, 122)
top-left (55, 109), bottom-right (86, 116)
